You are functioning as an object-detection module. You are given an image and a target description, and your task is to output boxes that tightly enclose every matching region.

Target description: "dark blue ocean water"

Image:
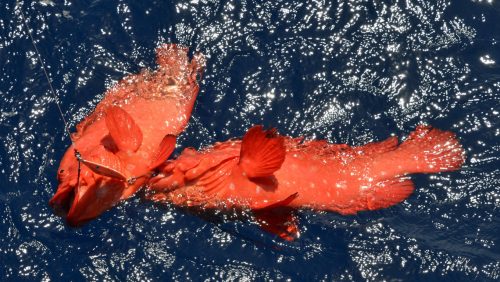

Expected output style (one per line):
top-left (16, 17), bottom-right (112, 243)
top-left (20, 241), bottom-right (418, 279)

top-left (1, 0), bottom-right (499, 280)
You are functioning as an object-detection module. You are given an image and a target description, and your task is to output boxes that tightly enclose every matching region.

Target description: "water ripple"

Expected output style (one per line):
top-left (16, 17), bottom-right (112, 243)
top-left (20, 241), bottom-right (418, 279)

top-left (0, 0), bottom-right (499, 280)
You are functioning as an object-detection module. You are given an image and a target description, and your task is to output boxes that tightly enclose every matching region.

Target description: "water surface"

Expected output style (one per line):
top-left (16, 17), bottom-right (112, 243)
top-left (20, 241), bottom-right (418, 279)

top-left (1, 0), bottom-right (499, 280)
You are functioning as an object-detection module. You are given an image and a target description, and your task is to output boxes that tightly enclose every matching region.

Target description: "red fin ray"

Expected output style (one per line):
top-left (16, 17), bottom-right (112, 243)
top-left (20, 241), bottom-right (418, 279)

top-left (239, 125), bottom-right (286, 178)
top-left (253, 205), bottom-right (299, 241)
top-left (105, 106), bottom-right (143, 153)
top-left (201, 172), bottom-right (229, 195)
top-left (149, 134), bottom-right (176, 170)
top-left (149, 169), bottom-right (185, 192)
top-left (399, 125), bottom-right (465, 173)
top-left (184, 153), bottom-right (237, 181)
top-left (251, 192), bottom-right (300, 241)
top-left (197, 159), bottom-right (238, 194)
top-left (252, 193), bottom-right (300, 241)
top-left (356, 136), bottom-right (398, 156)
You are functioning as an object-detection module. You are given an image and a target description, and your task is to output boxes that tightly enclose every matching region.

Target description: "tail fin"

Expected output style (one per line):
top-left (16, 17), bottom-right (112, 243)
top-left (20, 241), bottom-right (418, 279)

top-left (398, 125), bottom-right (465, 173)
top-left (156, 44), bottom-right (189, 67)
top-left (155, 44), bottom-right (205, 87)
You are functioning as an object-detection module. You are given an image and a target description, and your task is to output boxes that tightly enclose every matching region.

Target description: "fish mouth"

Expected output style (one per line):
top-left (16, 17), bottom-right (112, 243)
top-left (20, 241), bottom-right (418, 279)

top-left (50, 177), bottom-right (126, 227)
top-left (49, 182), bottom-right (91, 227)
top-left (49, 183), bottom-right (75, 218)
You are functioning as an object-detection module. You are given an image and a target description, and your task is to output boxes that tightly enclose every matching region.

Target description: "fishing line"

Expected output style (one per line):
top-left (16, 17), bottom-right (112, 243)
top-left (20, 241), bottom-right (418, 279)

top-left (17, 1), bottom-right (74, 142)
top-left (17, 1), bottom-right (84, 189)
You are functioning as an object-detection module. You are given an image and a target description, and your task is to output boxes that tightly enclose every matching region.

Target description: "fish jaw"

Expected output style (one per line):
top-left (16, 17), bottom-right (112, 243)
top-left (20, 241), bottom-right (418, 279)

top-left (50, 145), bottom-right (81, 216)
top-left (65, 178), bottom-right (126, 227)
top-left (50, 159), bottom-right (131, 227)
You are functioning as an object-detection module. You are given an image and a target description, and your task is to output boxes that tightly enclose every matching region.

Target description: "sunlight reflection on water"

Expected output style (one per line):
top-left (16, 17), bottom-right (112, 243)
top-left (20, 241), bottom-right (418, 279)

top-left (0, 0), bottom-right (499, 280)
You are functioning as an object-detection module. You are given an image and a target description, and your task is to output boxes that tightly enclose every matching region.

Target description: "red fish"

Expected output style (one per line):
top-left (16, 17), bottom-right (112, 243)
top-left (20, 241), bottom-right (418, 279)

top-left (148, 125), bottom-right (465, 240)
top-left (49, 44), bottom-right (204, 226)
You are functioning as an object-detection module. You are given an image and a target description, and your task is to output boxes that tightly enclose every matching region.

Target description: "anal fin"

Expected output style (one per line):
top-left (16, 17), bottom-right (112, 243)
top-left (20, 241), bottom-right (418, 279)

top-left (253, 207), bottom-right (299, 241)
top-left (367, 178), bottom-right (415, 210)
top-left (253, 193), bottom-right (300, 241)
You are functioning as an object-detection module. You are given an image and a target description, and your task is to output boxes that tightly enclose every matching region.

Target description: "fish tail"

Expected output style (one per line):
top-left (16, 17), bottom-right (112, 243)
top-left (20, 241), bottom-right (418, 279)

top-left (156, 44), bottom-right (205, 80)
top-left (362, 126), bottom-right (464, 211)
top-left (397, 125), bottom-right (465, 174)
top-left (155, 44), bottom-right (189, 69)
top-left (153, 44), bottom-right (205, 133)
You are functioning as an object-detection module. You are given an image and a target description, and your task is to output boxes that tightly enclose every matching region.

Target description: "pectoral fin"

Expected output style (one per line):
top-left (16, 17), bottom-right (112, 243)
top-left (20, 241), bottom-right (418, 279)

top-left (105, 106), bottom-right (143, 153)
top-left (239, 125), bottom-right (286, 178)
top-left (149, 134), bottom-right (176, 170)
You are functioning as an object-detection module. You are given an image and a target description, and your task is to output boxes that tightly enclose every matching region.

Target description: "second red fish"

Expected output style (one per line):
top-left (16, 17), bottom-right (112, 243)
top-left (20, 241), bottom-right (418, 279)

top-left (148, 125), bottom-right (465, 240)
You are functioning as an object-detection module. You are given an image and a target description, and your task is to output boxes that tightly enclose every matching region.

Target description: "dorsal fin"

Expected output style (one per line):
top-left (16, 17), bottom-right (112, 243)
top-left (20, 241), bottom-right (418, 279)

top-left (148, 134), bottom-right (176, 170)
top-left (105, 106), bottom-right (143, 152)
top-left (239, 125), bottom-right (286, 178)
top-left (80, 146), bottom-right (128, 181)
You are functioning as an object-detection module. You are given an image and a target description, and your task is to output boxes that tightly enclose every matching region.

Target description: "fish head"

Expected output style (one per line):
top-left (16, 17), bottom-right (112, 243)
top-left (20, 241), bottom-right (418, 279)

top-left (49, 143), bottom-right (140, 227)
top-left (49, 44), bottom-right (203, 226)
top-left (50, 120), bottom-right (176, 226)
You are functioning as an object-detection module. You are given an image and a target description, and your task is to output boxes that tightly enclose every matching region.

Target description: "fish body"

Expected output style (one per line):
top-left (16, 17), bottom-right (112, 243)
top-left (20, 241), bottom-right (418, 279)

top-left (148, 125), bottom-right (464, 239)
top-left (50, 44), bottom-right (204, 226)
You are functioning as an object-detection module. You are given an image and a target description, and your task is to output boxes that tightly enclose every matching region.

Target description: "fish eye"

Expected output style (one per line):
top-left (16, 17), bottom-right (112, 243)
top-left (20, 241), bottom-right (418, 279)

top-left (59, 169), bottom-right (65, 174)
